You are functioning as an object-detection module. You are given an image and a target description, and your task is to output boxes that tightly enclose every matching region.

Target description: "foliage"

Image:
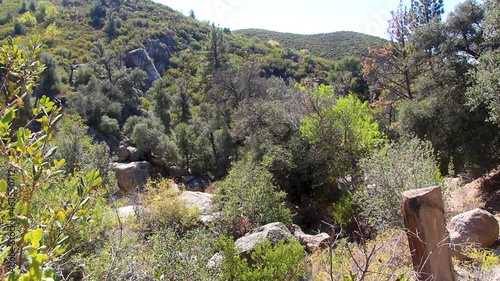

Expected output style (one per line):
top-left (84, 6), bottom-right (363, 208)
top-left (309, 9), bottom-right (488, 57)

top-left (363, 2), bottom-right (417, 101)
top-left (215, 161), bottom-right (292, 237)
top-left (138, 179), bottom-right (200, 234)
top-left (123, 115), bottom-right (179, 164)
top-left (217, 236), bottom-right (309, 281)
top-left (147, 79), bottom-right (172, 131)
top-left (369, 0), bottom-right (500, 175)
top-left (457, 247), bottom-right (500, 281)
top-left (332, 194), bottom-right (358, 225)
top-left (31, 171), bottom-right (112, 280)
top-left (355, 137), bottom-right (441, 229)
top-left (467, 0), bottom-right (500, 126)
top-left (149, 228), bottom-right (220, 281)
top-left (235, 29), bottom-right (386, 60)
top-left (410, 0), bottom-right (444, 26)
top-left (330, 56), bottom-right (370, 101)
top-left (300, 88), bottom-right (384, 178)
top-left (37, 52), bottom-right (61, 94)
top-left (53, 114), bottom-right (115, 186)
top-left (0, 37), bottom-right (102, 279)
top-left (311, 229), bottom-right (413, 281)
top-left (204, 23), bottom-right (228, 74)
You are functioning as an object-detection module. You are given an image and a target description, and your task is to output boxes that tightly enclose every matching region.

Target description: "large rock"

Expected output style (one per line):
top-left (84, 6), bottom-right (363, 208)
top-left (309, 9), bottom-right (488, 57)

top-left (116, 145), bottom-right (131, 162)
top-left (234, 222), bottom-right (294, 255)
top-left (448, 208), bottom-right (499, 252)
top-left (144, 36), bottom-right (175, 74)
top-left (127, 146), bottom-right (144, 162)
top-left (178, 191), bottom-right (214, 214)
top-left (177, 191), bottom-right (219, 223)
top-left (117, 205), bottom-right (144, 219)
top-left (291, 224), bottom-right (330, 252)
top-left (125, 48), bottom-right (161, 85)
top-left (111, 161), bottom-right (152, 193)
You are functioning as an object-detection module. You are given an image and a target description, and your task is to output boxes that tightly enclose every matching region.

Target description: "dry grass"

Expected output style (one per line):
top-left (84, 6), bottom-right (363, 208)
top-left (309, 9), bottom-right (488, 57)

top-left (310, 229), bottom-right (413, 281)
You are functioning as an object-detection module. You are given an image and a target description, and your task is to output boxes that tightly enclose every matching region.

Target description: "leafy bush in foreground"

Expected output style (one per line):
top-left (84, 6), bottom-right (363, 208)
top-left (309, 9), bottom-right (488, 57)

top-left (215, 161), bottom-right (292, 237)
top-left (356, 137), bottom-right (441, 229)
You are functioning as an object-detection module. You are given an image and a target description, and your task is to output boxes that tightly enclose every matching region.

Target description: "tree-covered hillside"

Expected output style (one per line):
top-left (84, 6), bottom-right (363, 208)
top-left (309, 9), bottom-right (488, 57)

top-left (234, 29), bottom-right (387, 60)
top-left (0, 0), bottom-right (344, 84)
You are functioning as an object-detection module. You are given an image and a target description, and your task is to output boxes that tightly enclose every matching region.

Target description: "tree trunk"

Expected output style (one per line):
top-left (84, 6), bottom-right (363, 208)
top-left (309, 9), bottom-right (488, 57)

top-left (401, 186), bottom-right (456, 281)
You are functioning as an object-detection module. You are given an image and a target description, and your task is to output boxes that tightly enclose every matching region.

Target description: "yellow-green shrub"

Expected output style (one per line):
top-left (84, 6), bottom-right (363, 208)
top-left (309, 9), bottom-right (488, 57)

top-left (138, 179), bottom-right (200, 234)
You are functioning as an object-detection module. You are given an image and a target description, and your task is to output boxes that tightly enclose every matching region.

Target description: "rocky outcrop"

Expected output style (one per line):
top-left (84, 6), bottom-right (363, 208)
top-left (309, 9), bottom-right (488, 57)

top-left (125, 48), bottom-right (161, 85)
top-left (114, 146), bottom-right (147, 163)
top-left (448, 208), bottom-right (499, 253)
top-left (178, 191), bottom-right (214, 214)
top-left (144, 38), bottom-right (173, 75)
top-left (116, 145), bottom-right (132, 162)
top-left (234, 222), bottom-right (294, 255)
top-left (178, 191), bottom-right (219, 223)
top-left (291, 224), bottom-right (330, 252)
top-left (111, 161), bottom-right (152, 193)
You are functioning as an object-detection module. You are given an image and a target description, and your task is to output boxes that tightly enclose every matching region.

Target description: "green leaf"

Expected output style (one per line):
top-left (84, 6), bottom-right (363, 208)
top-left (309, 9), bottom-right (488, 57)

top-left (77, 179), bottom-right (84, 197)
top-left (42, 267), bottom-right (55, 279)
top-left (0, 180), bottom-right (7, 193)
top-left (24, 228), bottom-right (44, 249)
top-left (44, 146), bottom-right (57, 159)
top-left (79, 197), bottom-right (90, 207)
top-left (50, 113), bottom-right (63, 126)
top-left (56, 211), bottom-right (65, 222)
top-left (16, 128), bottom-right (26, 152)
top-left (21, 201), bottom-right (29, 216)
top-left (2, 108), bottom-right (16, 124)
top-left (0, 246), bottom-right (11, 261)
top-left (53, 159), bottom-right (65, 168)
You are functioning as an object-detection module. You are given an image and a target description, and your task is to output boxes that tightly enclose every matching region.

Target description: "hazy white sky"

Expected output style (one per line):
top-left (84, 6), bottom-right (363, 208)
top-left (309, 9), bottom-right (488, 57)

top-left (153, 0), bottom-right (466, 38)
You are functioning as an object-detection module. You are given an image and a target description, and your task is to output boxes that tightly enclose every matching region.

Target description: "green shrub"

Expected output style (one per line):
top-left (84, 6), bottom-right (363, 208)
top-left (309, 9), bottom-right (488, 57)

top-left (149, 228), bottom-right (221, 281)
top-left (138, 179), bottom-right (200, 234)
top-left (13, 21), bottom-right (27, 35)
top-left (73, 65), bottom-right (94, 85)
top-left (332, 193), bottom-right (358, 225)
top-left (17, 11), bottom-right (37, 27)
top-left (0, 38), bottom-right (104, 278)
top-left (217, 236), bottom-right (309, 281)
top-left (355, 136), bottom-right (441, 229)
top-left (123, 115), bottom-right (179, 164)
top-left (98, 115), bottom-right (120, 137)
top-left (215, 161), bottom-right (292, 237)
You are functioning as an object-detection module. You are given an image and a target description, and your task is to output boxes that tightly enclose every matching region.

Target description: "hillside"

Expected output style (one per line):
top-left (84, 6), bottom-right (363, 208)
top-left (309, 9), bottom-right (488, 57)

top-left (234, 29), bottom-right (387, 60)
top-left (0, 0), bottom-right (340, 84)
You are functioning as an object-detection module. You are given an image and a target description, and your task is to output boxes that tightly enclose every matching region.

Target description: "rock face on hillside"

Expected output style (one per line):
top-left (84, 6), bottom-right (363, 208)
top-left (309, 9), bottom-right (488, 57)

top-left (448, 208), bottom-right (499, 252)
top-left (111, 161), bottom-right (152, 193)
top-left (144, 35), bottom-right (175, 74)
top-left (235, 222), bottom-right (294, 255)
top-left (291, 224), bottom-right (330, 252)
top-left (125, 48), bottom-right (161, 85)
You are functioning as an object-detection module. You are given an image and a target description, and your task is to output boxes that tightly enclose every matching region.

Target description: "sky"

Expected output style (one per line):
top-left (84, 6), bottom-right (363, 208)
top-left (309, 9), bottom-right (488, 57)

top-left (153, 0), bottom-right (466, 38)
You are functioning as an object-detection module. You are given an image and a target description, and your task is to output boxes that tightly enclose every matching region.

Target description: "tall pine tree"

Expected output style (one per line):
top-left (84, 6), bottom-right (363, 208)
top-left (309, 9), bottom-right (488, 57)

top-left (411, 0), bottom-right (444, 26)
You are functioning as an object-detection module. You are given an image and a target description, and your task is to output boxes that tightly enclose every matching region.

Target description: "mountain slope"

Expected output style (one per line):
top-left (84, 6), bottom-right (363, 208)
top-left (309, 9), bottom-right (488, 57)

top-left (0, 0), bottom-right (342, 83)
top-left (234, 29), bottom-right (387, 60)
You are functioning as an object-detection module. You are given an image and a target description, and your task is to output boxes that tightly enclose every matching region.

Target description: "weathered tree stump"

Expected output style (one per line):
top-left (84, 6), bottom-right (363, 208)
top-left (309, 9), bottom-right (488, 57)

top-left (402, 186), bottom-right (456, 281)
